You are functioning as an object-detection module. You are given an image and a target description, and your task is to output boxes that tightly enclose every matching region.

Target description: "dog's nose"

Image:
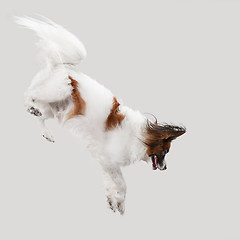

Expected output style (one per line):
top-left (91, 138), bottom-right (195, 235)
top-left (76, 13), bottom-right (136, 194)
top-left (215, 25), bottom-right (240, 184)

top-left (162, 165), bottom-right (167, 170)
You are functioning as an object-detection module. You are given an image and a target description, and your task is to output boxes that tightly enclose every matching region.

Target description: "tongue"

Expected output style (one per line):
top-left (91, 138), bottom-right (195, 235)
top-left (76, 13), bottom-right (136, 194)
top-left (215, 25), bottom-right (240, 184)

top-left (152, 155), bottom-right (158, 170)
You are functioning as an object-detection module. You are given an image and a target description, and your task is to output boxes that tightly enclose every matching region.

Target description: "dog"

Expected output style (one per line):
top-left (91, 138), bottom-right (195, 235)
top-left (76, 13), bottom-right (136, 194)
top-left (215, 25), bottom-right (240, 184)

top-left (16, 16), bottom-right (186, 214)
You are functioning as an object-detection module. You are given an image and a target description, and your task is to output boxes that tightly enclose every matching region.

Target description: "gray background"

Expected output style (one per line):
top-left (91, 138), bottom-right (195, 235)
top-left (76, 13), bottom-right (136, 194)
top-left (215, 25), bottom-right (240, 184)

top-left (1, 0), bottom-right (240, 239)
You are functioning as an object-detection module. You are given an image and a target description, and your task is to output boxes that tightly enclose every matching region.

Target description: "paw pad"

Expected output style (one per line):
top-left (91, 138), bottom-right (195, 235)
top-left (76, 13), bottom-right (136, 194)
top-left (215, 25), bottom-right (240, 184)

top-left (28, 107), bottom-right (42, 117)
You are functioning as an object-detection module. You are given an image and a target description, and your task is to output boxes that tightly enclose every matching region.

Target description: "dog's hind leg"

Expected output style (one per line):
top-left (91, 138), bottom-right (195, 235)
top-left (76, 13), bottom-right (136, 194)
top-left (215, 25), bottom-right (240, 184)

top-left (24, 68), bottom-right (73, 142)
top-left (29, 105), bottom-right (55, 143)
top-left (25, 93), bottom-right (56, 142)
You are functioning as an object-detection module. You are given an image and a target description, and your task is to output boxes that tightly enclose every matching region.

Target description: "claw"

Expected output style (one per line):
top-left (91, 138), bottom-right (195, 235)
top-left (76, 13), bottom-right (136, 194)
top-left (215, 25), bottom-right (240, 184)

top-left (107, 197), bottom-right (116, 212)
top-left (117, 202), bottom-right (125, 215)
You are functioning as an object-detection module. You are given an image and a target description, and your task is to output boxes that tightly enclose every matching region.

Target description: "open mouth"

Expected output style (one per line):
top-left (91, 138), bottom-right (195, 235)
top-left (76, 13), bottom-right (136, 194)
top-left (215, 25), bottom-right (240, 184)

top-left (151, 155), bottom-right (166, 171)
top-left (151, 155), bottom-right (158, 170)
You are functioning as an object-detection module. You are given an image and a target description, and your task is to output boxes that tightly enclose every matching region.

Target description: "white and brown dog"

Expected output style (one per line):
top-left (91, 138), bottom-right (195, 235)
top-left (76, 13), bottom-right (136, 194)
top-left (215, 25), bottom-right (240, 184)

top-left (16, 16), bottom-right (186, 214)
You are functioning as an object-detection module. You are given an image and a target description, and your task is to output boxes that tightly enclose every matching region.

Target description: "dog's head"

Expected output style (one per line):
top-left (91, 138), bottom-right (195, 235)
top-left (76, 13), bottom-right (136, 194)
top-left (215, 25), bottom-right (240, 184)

top-left (143, 120), bottom-right (186, 170)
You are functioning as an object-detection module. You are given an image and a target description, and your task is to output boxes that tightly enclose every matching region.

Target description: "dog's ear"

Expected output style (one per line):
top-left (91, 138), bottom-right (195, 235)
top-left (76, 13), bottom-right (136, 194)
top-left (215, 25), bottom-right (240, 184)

top-left (145, 120), bottom-right (186, 145)
top-left (160, 126), bottom-right (186, 141)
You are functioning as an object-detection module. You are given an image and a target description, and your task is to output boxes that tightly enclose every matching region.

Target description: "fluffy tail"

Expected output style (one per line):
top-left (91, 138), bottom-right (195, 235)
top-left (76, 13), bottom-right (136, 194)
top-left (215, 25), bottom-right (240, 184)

top-left (15, 16), bottom-right (87, 67)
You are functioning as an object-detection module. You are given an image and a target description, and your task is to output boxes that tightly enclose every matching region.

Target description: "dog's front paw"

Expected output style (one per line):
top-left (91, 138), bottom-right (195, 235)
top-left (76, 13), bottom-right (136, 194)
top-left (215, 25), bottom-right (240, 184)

top-left (42, 131), bottom-right (55, 143)
top-left (28, 107), bottom-right (42, 117)
top-left (107, 192), bottom-right (125, 215)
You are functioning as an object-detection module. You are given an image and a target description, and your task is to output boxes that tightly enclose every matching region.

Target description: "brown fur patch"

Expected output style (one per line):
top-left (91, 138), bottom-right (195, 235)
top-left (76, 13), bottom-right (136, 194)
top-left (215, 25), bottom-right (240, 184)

top-left (67, 76), bottom-right (86, 119)
top-left (105, 97), bottom-right (125, 130)
top-left (146, 142), bottom-right (171, 156)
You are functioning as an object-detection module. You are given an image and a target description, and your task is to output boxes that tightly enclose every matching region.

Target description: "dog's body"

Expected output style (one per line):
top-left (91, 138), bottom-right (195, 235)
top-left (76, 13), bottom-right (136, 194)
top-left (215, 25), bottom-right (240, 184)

top-left (17, 17), bottom-right (185, 214)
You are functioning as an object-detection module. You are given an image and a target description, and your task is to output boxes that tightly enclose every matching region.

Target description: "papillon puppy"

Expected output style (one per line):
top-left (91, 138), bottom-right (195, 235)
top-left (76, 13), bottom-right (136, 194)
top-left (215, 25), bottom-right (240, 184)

top-left (16, 16), bottom-right (186, 214)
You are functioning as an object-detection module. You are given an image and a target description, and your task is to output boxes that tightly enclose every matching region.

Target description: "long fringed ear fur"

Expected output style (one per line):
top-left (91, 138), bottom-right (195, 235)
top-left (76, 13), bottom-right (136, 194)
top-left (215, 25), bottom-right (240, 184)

top-left (144, 119), bottom-right (186, 147)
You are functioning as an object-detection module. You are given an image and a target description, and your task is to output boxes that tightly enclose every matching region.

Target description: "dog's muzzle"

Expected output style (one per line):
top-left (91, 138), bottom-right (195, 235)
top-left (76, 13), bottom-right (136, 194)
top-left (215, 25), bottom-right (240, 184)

top-left (150, 155), bottom-right (167, 171)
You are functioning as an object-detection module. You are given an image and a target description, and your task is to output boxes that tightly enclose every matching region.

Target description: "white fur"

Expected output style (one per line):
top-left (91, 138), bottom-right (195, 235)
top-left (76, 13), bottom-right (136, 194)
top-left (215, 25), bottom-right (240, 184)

top-left (17, 16), bottom-right (150, 214)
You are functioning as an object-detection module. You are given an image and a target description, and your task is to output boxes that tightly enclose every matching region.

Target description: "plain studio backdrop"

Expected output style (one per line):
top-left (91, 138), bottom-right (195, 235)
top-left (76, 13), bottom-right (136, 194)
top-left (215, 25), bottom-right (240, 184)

top-left (0, 0), bottom-right (240, 239)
